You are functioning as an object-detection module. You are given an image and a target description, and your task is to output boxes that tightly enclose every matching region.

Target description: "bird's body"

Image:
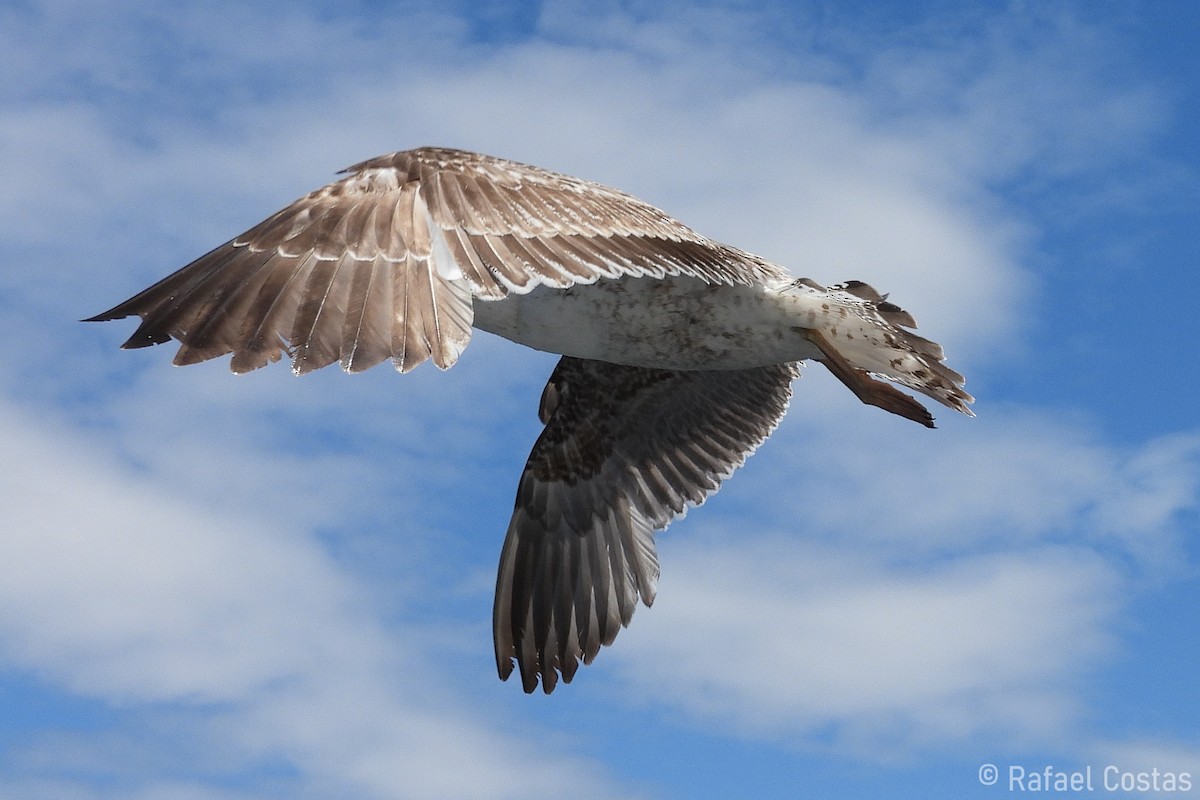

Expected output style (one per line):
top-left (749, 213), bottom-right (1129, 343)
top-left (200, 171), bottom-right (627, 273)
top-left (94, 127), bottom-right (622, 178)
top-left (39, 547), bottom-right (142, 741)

top-left (474, 275), bottom-right (821, 370)
top-left (89, 146), bottom-right (972, 693)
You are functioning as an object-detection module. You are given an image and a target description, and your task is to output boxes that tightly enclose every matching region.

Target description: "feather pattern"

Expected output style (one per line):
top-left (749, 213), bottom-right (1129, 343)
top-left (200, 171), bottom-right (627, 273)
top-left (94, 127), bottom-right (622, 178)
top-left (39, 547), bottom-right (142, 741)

top-left (88, 146), bottom-right (975, 694)
top-left (494, 357), bottom-right (801, 693)
top-left (88, 148), bottom-right (785, 373)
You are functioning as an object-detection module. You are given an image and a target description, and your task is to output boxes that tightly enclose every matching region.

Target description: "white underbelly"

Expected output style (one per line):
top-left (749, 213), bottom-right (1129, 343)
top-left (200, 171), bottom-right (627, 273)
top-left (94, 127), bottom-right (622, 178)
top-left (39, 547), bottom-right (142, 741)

top-left (471, 276), bottom-right (819, 369)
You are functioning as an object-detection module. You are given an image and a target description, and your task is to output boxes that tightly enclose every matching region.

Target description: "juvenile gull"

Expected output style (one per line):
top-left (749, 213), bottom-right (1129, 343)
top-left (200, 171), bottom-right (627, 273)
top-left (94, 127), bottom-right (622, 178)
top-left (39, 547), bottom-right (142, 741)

top-left (89, 147), bottom-right (973, 694)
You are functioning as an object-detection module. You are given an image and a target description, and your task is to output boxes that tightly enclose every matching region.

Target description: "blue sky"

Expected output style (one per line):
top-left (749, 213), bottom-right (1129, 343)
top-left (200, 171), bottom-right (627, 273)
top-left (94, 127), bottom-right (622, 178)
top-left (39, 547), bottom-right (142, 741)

top-left (1, 1), bottom-right (1198, 798)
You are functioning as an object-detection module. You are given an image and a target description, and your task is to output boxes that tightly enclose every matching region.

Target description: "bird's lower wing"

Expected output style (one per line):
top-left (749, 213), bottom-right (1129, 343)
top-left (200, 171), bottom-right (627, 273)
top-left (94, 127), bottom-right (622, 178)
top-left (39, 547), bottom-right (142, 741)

top-left (493, 356), bottom-right (800, 693)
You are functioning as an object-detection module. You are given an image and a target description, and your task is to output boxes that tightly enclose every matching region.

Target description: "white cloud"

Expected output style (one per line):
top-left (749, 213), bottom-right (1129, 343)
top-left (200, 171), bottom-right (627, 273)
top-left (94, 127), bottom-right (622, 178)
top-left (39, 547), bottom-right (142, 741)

top-left (0, 396), bottom-right (624, 799)
top-left (1, 1), bottom-right (1195, 797)
top-left (719, 399), bottom-right (1200, 567)
top-left (603, 405), bottom-right (1199, 758)
top-left (614, 537), bottom-right (1120, 758)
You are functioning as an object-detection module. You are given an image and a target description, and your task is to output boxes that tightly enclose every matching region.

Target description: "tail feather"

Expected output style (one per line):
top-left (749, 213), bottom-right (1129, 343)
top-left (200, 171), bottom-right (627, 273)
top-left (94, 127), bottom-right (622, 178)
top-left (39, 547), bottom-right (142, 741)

top-left (788, 278), bottom-right (974, 422)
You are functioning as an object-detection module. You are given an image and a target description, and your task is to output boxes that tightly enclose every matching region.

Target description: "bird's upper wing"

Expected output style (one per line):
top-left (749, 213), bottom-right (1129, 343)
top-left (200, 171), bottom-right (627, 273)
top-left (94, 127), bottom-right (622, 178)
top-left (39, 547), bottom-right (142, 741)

top-left (494, 356), bottom-right (801, 694)
top-left (87, 147), bottom-right (786, 375)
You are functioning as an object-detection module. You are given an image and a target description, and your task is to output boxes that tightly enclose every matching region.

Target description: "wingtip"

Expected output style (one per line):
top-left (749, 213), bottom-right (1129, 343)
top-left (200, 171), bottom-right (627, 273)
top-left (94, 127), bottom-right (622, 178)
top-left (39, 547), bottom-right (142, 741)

top-left (498, 648), bottom-right (576, 694)
top-left (81, 312), bottom-right (115, 324)
top-left (84, 290), bottom-right (154, 324)
top-left (83, 304), bottom-right (139, 324)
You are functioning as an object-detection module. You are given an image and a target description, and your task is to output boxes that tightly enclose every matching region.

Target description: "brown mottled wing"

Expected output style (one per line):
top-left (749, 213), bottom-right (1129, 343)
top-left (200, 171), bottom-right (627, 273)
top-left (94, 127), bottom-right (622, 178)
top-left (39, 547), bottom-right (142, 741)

top-left (87, 172), bottom-right (474, 375)
top-left (380, 148), bottom-right (786, 297)
top-left (494, 356), bottom-right (801, 694)
top-left (87, 147), bottom-right (785, 375)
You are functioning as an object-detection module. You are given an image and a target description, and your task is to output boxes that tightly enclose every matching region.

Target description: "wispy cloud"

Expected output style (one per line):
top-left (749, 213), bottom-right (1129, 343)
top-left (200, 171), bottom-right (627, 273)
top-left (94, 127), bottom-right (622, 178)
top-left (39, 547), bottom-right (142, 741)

top-left (1, 1), bottom-right (1195, 797)
top-left (754, 408), bottom-right (1200, 564)
top-left (0, 393), bottom-right (624, 799)
top-left (608, 408), bottom-right (1199, 757)
top-left (619, 540), bottom-right (1119, 756)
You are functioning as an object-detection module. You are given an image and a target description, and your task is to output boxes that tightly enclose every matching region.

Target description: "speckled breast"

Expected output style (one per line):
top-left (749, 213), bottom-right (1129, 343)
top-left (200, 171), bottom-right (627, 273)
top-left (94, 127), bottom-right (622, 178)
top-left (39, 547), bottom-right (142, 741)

top-left (471, 275), bottom-right (820, 370)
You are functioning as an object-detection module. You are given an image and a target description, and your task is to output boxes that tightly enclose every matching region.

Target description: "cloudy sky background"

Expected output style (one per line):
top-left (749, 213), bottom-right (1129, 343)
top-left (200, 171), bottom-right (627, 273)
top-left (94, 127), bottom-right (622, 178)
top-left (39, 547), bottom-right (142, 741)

top-left (2, 1), bottom-right (1198, 797)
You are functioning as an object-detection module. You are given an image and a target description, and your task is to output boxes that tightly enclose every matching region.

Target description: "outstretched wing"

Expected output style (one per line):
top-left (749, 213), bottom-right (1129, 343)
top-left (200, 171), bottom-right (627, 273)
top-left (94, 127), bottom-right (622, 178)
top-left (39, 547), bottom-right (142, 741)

top-left (494, 356), bottom-right (801, 694)
top-left (89, 174), bottom-right (474, 375)
top-left (87, 147), bottom-right (786, 375)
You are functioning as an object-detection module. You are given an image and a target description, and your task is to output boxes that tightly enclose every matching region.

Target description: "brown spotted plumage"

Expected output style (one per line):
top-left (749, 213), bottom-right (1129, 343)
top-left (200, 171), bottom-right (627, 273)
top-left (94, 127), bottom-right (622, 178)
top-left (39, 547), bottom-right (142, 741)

top-left (495, 358), bottom-right (799, 692)
top-left (88, 146), bottom-right (973, 693)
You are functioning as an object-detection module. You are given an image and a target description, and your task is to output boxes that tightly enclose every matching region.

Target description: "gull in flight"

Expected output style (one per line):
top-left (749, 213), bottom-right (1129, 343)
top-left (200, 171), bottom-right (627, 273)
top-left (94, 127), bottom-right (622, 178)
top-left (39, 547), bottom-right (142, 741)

top-left (89, 147), bottom-right (973, 693)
